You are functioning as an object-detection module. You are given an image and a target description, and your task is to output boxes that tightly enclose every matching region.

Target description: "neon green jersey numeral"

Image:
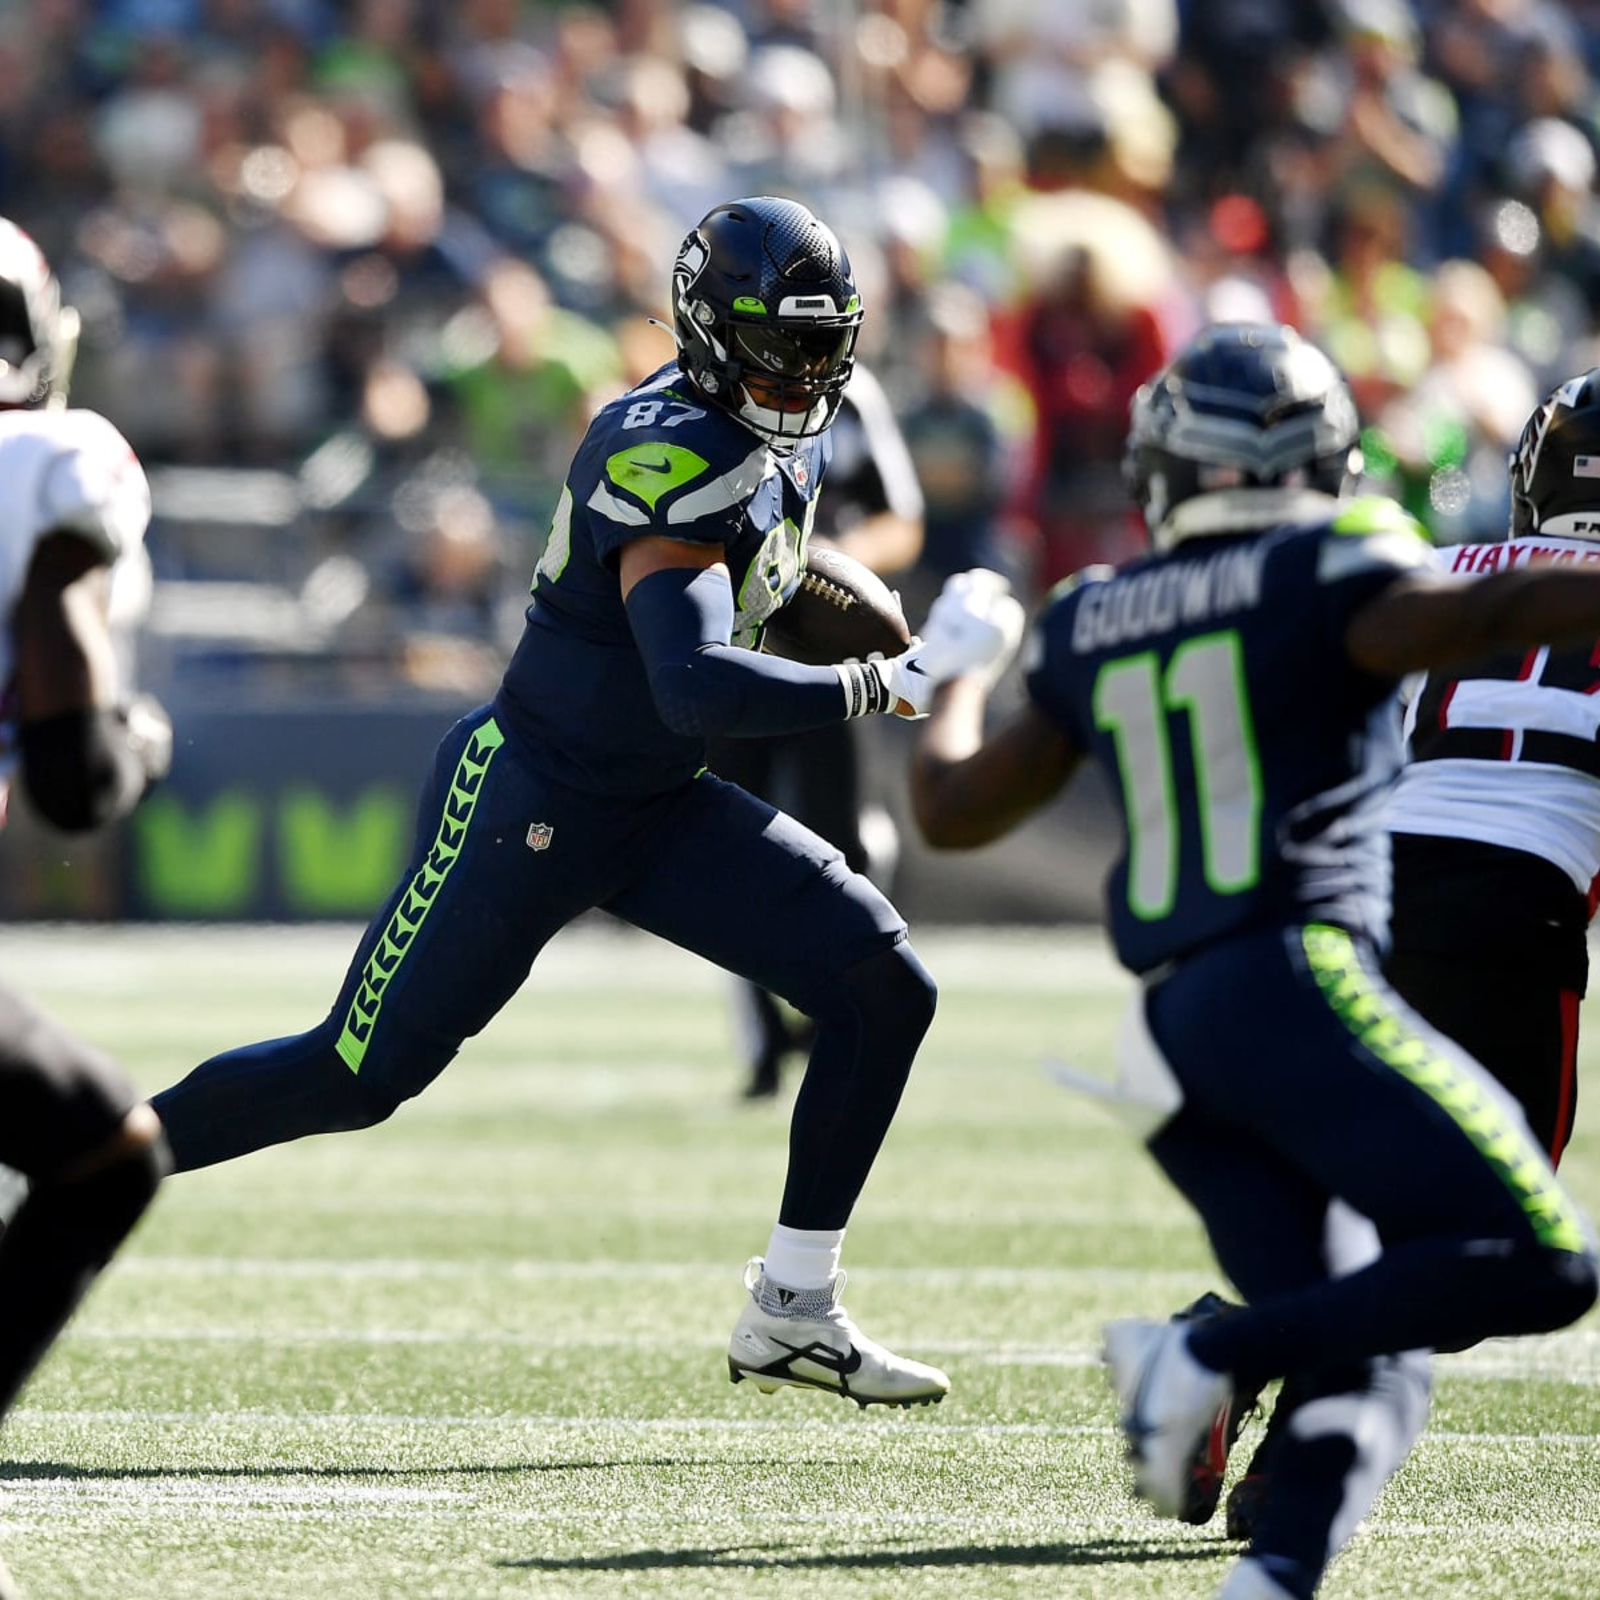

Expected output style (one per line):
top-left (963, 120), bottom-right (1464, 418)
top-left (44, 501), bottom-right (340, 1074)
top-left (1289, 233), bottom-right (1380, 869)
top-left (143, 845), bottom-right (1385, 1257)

top-left (1093, 631), bottom-right (1262, 920)
top-left (532, 486), bottom-right (574, 591)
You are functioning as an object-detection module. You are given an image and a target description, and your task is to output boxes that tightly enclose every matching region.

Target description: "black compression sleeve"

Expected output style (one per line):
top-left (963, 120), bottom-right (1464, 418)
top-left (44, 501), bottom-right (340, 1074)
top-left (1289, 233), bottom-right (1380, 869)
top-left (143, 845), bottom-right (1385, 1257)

top-left (18, 707), bottom-right (153, 833)
top-left (625, 564), bottom-right (857, 738)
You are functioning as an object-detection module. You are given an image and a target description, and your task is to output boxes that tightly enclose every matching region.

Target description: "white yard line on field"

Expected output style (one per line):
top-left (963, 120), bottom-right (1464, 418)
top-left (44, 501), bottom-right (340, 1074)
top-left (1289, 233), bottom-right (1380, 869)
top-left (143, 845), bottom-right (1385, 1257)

top-left (8, 1407), bottom-right (1598, 1450)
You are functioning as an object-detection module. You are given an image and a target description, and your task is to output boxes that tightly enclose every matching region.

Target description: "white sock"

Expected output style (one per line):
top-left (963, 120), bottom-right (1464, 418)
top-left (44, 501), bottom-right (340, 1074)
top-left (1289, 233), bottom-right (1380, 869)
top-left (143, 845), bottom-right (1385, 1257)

top-left (762, 1225), bottom-right (844, 1290)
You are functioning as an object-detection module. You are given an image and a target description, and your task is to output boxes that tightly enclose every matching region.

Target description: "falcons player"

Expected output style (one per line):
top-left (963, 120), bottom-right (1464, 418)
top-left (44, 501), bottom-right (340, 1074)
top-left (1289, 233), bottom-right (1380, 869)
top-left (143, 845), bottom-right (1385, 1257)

top-left (0, 217), bottom-right (170, 1593)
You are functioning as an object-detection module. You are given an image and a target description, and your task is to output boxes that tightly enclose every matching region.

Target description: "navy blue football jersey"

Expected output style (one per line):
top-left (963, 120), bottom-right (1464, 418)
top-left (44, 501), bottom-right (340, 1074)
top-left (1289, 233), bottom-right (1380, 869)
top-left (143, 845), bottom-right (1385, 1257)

top-left (493, 361), bottom-right (831, 794)
top-left (1026, 496), bottom-right (1434, 974)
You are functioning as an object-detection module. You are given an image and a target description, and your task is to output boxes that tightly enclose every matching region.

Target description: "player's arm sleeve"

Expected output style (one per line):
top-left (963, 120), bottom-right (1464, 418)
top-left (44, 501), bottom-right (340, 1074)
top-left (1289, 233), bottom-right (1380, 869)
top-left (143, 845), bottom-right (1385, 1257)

top-left (19, 702), bottom-right (168, 833)
top-left (626, 564), bottom-right (884, 737)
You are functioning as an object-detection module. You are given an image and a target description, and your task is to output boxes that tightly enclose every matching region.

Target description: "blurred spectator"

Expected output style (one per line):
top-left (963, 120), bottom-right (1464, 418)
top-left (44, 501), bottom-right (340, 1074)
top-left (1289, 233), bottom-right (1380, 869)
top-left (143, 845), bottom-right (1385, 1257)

top-left (1181, 193), bottom-right (1304, 328)
top-left (898, 281), bottom-right (1034, 612)
top-left (1292, 0), bottom-right (1457, 256)
top-left (998, 187), bottom-right (1183, 581)
top-left (1367, 257), bottom-right (1537, 540)
top-left (436, 256), bottom-right (625, 521)
top-left (1301, 185), bottom-right (1431, 419)
top-left (1478, 195), bottom-right (1595, 389)
top-left (1427, 0), bottom-right (1569, 212)
top-left (967, 0), bottom-right (1176, 146)
top-left (371, 479), bottom-right (522, 696)
top-left (1164, 0), bottom-right (1337, 204)
top-left (939, 111), bottom-right (1030, 307)
top-left (1504, 117), bottom-right (1600, 319)
top-left (717, 43), bottom-right (852, 206)
top-left (0, 0), bottom-right (1592, 712)
top-left (600, 52), bottom-right (729, 225)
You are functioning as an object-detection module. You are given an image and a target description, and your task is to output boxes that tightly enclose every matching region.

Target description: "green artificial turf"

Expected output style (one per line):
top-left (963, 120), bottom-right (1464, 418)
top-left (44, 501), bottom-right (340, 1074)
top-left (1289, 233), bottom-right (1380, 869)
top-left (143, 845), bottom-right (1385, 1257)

top-left (0, 923), bottom-right (1595, 1600)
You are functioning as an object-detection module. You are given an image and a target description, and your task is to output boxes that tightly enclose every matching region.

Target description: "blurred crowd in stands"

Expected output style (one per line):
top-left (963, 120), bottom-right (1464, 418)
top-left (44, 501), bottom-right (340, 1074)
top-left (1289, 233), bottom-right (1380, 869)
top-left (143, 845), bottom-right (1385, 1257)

top-left (7, 0), bottom-right (1600, 697)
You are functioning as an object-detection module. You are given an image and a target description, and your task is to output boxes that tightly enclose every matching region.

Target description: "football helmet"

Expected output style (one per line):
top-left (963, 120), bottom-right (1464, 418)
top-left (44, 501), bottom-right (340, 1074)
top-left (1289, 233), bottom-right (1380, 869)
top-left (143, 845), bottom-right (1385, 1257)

top-left (1124, 322), bottom-right (1362, 549)
top-left (0, 218), bottom-right (77, 409)
top-left (670, 196), bottom-right (863, 445)
top-left (1509, 368), bottom-right (1600, 540)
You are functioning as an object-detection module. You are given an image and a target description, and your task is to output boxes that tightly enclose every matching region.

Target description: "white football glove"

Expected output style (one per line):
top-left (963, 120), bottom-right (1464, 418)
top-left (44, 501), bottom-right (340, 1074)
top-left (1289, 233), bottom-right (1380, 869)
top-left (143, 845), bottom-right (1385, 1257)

top-left (122, 692), bottom-right (174, 787)
top-left (859, 570), bottom-right (1025, 717)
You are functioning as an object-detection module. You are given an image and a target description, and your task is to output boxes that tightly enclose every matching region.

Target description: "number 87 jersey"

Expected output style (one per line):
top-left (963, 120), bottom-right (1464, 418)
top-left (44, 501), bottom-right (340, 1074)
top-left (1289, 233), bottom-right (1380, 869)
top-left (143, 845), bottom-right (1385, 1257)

top-left (1024, 496), bottom-right (1434, 975)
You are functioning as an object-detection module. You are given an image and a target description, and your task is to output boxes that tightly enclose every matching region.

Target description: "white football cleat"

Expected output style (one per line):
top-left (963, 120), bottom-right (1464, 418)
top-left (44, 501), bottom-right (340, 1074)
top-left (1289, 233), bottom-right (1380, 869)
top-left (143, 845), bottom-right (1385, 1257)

top-left (728, 1257), bottom-right (949, 1409)
top-left (1104, 1315), bottom-right (1234, 1517)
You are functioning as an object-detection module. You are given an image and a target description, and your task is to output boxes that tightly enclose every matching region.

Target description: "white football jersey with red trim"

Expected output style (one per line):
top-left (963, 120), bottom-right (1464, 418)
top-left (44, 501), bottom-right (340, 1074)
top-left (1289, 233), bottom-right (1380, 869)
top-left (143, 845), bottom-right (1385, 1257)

top-left (1387, 533), bottom-right (1600, 894)
top-left (0, 407), bottom-right (151, 772)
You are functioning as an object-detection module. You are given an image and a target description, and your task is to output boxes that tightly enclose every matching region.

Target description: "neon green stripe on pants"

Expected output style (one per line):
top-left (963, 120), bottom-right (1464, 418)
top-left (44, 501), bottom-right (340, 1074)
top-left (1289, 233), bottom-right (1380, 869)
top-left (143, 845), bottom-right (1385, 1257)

top-left (336, 718), bottom-right (506, 1072)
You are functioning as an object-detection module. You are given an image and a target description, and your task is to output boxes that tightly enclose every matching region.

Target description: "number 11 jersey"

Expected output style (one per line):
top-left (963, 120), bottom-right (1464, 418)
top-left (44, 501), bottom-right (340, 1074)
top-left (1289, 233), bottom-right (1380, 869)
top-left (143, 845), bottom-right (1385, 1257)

top-left (1024, 495), bottom-right (1433, 975)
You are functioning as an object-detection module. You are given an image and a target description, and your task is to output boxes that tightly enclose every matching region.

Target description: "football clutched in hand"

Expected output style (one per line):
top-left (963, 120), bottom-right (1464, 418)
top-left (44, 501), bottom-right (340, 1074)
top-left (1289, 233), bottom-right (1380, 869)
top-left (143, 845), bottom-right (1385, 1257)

top-left (761, 546), bottom-right (912, 667)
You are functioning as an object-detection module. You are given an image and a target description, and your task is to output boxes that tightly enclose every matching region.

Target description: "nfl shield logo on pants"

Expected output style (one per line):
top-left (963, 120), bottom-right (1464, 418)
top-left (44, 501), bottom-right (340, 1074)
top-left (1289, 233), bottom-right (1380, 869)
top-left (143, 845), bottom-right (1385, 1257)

top-left (526, 822), bottom-right (554, 852)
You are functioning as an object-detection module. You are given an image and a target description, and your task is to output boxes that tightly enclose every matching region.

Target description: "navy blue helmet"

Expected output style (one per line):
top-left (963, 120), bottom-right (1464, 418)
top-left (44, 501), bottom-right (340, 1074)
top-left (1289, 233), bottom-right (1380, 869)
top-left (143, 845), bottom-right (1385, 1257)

top-left (670, 196), bottom-right (863, 445)
top-left (1124, 322), bottom-right (1362, 547)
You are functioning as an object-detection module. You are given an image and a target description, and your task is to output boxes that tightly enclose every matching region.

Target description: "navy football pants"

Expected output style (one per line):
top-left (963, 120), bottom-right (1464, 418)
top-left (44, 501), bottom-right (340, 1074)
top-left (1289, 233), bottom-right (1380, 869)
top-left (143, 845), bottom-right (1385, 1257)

top-left (153, 707), bottom-right (936, 1230)
top-left (1147, 922), bottom-right (1596, 1379)
top-left (1143, 923), bottom-right (1596, 1598)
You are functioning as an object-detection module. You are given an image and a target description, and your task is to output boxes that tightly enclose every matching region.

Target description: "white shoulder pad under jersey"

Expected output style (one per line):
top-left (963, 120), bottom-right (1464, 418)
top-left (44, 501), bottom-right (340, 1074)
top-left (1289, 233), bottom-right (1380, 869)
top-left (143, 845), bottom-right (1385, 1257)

top-left (0, 408), bottom-right (151, 627)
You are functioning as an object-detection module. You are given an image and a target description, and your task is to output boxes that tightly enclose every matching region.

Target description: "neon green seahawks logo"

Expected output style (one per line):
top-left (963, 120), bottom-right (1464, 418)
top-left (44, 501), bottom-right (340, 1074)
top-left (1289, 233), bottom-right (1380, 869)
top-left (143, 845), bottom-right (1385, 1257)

top-left (732, 296), bottom-right (767, 314)
top-left (335, 718), bottom-right (506, 1072)
top-left (1301, 924), bottom-right (1588, 1253)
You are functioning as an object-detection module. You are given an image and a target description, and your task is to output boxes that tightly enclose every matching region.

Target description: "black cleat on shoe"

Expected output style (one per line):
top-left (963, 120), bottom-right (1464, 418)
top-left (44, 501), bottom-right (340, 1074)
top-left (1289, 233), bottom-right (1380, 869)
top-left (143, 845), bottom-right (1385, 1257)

top-left (1225, 1469), bottom-right (1270, 1541)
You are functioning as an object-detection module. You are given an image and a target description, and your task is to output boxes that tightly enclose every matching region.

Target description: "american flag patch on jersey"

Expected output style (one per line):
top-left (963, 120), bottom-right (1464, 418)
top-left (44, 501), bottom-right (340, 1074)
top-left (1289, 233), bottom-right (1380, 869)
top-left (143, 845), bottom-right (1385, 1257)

top-left (1576, 455), bottom-right (1600, 478)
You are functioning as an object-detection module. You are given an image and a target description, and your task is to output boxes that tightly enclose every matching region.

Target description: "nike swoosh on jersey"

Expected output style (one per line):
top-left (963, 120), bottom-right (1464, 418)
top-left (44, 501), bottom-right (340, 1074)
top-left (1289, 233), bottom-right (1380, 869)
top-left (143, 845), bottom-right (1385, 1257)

top-left (634, 458), bottom-right (675, 474)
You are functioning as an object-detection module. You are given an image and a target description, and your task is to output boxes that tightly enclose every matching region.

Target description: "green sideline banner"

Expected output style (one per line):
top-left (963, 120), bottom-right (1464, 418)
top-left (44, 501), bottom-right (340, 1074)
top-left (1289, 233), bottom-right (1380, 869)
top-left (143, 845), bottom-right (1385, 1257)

top-left (0, 702), bottom-right (469, 922)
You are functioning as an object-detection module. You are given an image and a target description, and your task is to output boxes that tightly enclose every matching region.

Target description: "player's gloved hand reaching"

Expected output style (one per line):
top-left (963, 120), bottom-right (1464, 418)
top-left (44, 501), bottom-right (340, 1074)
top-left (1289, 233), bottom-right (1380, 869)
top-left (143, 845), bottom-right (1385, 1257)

top-left (122, 693), bottom-right (174, 789)
top-left (868, 569), bottom-right (1026, 717)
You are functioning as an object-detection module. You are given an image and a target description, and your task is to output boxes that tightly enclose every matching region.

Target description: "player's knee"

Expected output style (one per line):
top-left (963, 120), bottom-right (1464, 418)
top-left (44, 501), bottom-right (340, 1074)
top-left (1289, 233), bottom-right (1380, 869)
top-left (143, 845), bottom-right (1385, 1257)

top-left (323, 1032), bottom-right (452, 1132)
top-left (1507, 1239), bottom-right (1600, 1335)
top-left (1539, 1245), bottom-right (1600, 1329)
top-left (832, 941), bottom-right (938, 1045)
top-left (325, 1064), bottom-right (407, 1133)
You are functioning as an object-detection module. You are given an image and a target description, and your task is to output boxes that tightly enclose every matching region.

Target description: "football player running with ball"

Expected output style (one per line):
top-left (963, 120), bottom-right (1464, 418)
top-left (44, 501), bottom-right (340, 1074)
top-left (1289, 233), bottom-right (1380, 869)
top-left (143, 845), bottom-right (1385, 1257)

top-left (908, 322), bottom-right (1600, 1600)
top-left (0, 220), bottom-right (171, 1597)
top-left (152, 196), bottom-right (1014, 1409)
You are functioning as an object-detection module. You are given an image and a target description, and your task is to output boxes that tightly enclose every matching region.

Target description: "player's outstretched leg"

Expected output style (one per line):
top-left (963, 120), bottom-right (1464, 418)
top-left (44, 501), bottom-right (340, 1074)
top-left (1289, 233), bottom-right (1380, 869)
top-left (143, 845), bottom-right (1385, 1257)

top-left (1103, 1316), bottom-right (1234, 1517)
top-left (728, 1256), bottom-right (949, 1407)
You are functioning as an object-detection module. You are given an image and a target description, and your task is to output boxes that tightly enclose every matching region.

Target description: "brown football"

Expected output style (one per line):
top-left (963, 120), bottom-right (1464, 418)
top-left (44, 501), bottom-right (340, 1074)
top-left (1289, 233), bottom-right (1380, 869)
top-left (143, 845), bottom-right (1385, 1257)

top-left (761, 546), bottom-right (912, 667)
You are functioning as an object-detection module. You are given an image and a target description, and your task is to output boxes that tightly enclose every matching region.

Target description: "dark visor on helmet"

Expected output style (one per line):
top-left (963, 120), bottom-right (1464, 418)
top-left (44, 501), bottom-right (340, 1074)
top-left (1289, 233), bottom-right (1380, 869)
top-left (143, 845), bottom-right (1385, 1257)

top-left (732, 320), bottom-right (855, 383)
